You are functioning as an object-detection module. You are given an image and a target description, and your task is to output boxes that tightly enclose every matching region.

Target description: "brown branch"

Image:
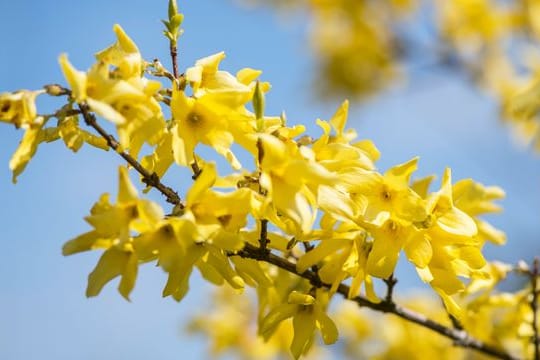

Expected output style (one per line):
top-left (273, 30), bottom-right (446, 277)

top-left (532, 257), bottom-right (539, 360)
top-left (170, 42), bottom-right (179, 79)
top-left (383, 272), bottom-right (397, 303)
top-left (77, 102), bottom-right (184, 208)
top-left (302, 241), bottom-right (320, 275)
top-left (190, 159), bottom-right (202, 180)
top-left (235, 243), bottom-right (520, 360)
top-left (258, 219), bottom-right (269, 252)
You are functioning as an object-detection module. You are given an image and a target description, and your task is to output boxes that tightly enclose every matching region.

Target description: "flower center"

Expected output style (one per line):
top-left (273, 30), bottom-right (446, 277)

top-left (0, 102), bottom-right (11, 113)
top-left (187, 111), bottom-right (203, 125)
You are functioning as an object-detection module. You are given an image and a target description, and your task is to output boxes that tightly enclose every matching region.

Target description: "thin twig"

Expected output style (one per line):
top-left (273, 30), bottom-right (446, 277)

top-left (383, 273), bottom-right (397, 303)
top-left (77, 102), bottom-right (184, 208)
top-left (532, 257), bottom-right (539, 360)
top-left (259, 219), bottom-right (269, 252)
top-left (190, 159), bottom-right (202, 180)
top-left (170, 42), bottom-right (179, 79)
top-left (234, 243), bottom-right (520, 360)
top-left (302, 241), bottom-right (320, 274)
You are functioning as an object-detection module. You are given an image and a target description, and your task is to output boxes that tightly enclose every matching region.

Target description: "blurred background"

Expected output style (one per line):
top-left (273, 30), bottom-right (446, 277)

top-left (0, 0), bottom-right (539, 359)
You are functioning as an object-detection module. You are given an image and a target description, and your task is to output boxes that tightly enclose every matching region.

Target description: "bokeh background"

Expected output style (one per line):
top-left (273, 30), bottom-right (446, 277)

top-left (0, 1), bottom-right (539, 359)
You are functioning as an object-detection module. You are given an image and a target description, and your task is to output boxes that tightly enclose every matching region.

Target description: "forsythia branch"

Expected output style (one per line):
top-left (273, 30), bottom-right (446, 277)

top-left (532, 258), bottom-right (539, 360)
top-left (77, 102), bottom-right (185, 208)
top-left (235, 243), bottom-right (520, 360)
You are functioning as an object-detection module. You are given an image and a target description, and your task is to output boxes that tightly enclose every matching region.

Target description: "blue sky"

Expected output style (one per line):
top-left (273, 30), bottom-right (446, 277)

top-left (1, 1), bottom-right (539, 359)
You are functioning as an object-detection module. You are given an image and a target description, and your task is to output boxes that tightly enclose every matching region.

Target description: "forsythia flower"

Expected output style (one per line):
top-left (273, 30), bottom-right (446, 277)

top-left (437, 0), bottom-right (513, 49)
top-left (59, 25), bottom-right (164, 156)
top-left (0, 90), bottom-right (43, 128)
top-left (257, 134), bottom-right (336, 235)
top-left (453, 178), bottom-right (506, 245)
top-left (260, 290), bottom-right (338, 359)
top-left (62, 166), bottom-right (164, 299)
top-left (95, 24), bottom-right (143, 79)
top-left (171, 87), bottom-right (248, 169)
top-left (186, 51), bottom-right (253, 100)
top-left (8, 117), bottom-right (45, 183)
top-left (46, 115), bottom-right (109, 152)
top-left (297, 221), bottom-right (379, 301)
top-left (0, 90), bottom-right (49, 182)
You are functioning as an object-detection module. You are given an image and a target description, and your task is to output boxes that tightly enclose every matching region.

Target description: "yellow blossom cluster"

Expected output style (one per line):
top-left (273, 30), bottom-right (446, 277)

top-left (247, 0), bottom-right (540, 151)
top-left (191, 276), bottom-right (538, 360)
top-left (1, 3), bottom-right (537, 360)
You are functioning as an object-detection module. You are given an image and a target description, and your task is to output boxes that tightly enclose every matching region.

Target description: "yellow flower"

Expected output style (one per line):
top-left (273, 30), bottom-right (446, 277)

top-left (366, 217), bottom-right (427, 279)
top-left (183, 162), bottom-right (262, 250)
top-left (257, 134), bottom-right (337, 235)
top-left (438, 0), bottom-right (513, 48)
top-left (8, 117), bottom-right (45, 183)
top-left (185, 51), bottom-right (253, 101)
top-left (45, 115), bottom-right (109, 152)
top-left (453, 178), bottom-right (506, 245)
top-left (260, 290), bottom-right (338, 359)
top-left (60, 56), bottom-right (164, 154)
top-left (297, 223), bottom-right (379, 301)
top-left (95, 24), bottom-right (143, 79)
top-left (0, 90), bottom-right (43, 128)
top-left (133, 163), bottom-right (249, 301)
top-left (352, 157), bottom-right (427, 225)
top-left (59, 26), bottom-right (164, 156)
top-left (312, 100), bottom-right (380, 174)
top-left (171, 87), bottom-right (250, 169)
top-left (62, 166), bottom-right (164, 300)
top-left (412, 169), bottom-right (488, 318)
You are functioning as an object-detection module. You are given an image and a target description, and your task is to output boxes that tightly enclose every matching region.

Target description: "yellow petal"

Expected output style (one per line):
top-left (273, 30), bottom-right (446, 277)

top-left (291, 310), bottom-right (316, 359)
top-left (9, 122), bottom-right (43, 183)
top-left (315, 308), bottom-right (339, 345)
top-left (436, 207), bottom-right (477, 238)
top-left (260, 303), bottom-right (297, 339)
top-left (86, 247), bottom-right (137, 300)
top-left (231, 256), bottom-right (273, 287)
top-left (205, 248), bottom-right (244, 289)
top-left (117, 166), bottom-right (138, 203)
top-left (477, 219), bottom-right (506, 245)
top-left (436, 288), bottom-right (463, 321)
top-left (86, 98), bottom-right (126, 125)
top-left (366, 238), bottom-right (400, 279)
top-left (384, 156), bottom-right (419, 189)
top-left (162, 244), bottom-right (206, 299)
top-left (318, 185), bottom-right (360, 222)
top-left (364, 276), bottom-right (380, 303)
top-left (236, 67), bottom-right (262, 85)
top-left (59, 54), bottom-right (87, 101)
top-left (329, 99), bottom-right (349, 136)
top-left (118, 250), bottom-right (138, 300)
top-left (404, 231), bottom-right (432, 268)
top-left (186, 162), bottom-right (217, 206)
top-left (113, 24), bottom-right (139, 53)
top-left (411, 175), bottom-right (436, 199)
top-left (429, 267), bottom-right (464, 294)
top-left (288, 291), bottom-right (316, 305)
top-left (62, 231), bottom-right (106, 255)
top-left (297, 239), bottom-right (348, 273)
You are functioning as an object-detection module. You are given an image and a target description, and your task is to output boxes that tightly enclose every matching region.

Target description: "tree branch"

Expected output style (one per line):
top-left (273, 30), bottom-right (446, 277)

top-left (383, 273), bottom-right (397, 303)
top-left (532, 257), bottom-right (539, 360)
top-left (170, 42), bottom-right (179, 79)
top-left (235, 242), bottom-right (520, 360)
top-left (77, 102), bottom-right (184, 208)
